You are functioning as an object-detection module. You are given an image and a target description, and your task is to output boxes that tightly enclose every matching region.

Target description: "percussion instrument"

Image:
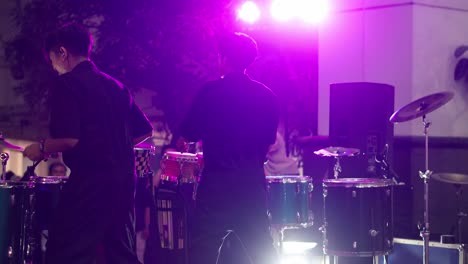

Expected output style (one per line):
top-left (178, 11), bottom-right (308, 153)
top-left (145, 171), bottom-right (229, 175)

top-left (134, 143), bottom-right (155, 177)
top-left (0, 181), bottom-right (33, 263)
top-left (266, 175), bottom-right (313, 227)
top-left (323, 178), bottom-right (393, 257)
top-left (160, 151), bottom-right (201, 184)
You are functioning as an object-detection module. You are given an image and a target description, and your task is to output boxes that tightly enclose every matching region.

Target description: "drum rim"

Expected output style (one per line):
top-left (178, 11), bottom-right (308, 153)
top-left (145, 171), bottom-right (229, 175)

top-left (0, 180), bottom-right (32, 188)
top-left (323, 248), bottom-right (392, 257)
top-left (163, 151), bottom-right (198, 162)
top-left (323, 178), bottom-right (394, 188)
top-left (266, 175), bottom-right (311, 183)
top-left (32, 176), bottom-right (68, 184)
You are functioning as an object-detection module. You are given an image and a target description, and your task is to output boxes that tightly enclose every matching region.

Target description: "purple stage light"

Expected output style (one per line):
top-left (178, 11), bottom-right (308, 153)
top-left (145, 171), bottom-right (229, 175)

top-left (237, 1), bottom-right (261, 24)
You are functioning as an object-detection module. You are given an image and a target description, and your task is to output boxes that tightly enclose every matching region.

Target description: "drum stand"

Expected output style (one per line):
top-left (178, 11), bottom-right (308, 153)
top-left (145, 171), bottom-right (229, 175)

top-left (419, 115), bottom-right (432, 264)
top-left (0, 152), bottom-right (9, 181)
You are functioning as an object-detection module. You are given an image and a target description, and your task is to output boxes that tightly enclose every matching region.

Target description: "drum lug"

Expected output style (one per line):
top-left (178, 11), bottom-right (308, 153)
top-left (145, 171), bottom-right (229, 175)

top-left (386, 189), bottom-right (391, 196)
top-left (308, 182), bottom-right (313, 193)
top-left (353, 241), bottom-right (357, 249)
top-left (323, 189), bottom-right (327, 197)
top-left (352, 190), bottom-right (357, 198)
top-left (7, 246), bottom-right (13, 258)
top-left (369, 229), bottom-right (379, 237)
top-left (10, 194), bottom-right (15, 206)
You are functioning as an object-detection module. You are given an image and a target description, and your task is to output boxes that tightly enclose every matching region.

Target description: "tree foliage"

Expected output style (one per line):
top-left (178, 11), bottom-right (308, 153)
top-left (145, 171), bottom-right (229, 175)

top-left (4, 0), bottom-right (235, 131)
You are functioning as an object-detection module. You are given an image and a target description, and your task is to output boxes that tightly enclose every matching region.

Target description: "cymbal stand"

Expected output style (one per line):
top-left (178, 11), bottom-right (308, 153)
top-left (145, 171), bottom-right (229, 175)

top-left (419, 115), bottom-right (432, 264)
top-left (333, 157), bottom-right (342, 179)
top-left (454, 184), bottom-right (467, 243)
top-left (0, 152), bottom-right (9, 181)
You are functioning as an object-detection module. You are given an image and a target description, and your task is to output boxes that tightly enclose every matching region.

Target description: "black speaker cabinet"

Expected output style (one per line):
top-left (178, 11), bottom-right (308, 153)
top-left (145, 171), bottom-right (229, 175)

top-left (329, 82), bottom-right (394, 179)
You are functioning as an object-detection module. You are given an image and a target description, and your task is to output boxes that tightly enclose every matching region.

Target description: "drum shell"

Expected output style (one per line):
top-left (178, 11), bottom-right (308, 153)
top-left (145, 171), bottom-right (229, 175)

top-left (33, 176), bottom-right (67, 230)
top-left (135, 146), bottom-right (155, 177)
top-left (266, 175), bottom-right (313, 227)
top-left (323, 178), bottom-right (393, 257)
top-left (0, 181), bottom-right (34, 263)
top-left (161, 152), bottom-right (200, 183)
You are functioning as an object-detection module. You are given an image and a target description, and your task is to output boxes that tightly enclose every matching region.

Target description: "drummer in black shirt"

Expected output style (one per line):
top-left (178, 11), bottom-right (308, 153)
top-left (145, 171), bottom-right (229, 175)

top-left (23, 23), bottom-right (152, 264)
top-left (179, 32), bottom-right (280, 264)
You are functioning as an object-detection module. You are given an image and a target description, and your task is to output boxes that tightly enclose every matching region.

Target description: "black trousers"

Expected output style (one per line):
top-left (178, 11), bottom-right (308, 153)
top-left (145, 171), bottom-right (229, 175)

top-left (189, 185), bottom-right (279, 264)
top-left (45, 190), bottom-right (140, 264)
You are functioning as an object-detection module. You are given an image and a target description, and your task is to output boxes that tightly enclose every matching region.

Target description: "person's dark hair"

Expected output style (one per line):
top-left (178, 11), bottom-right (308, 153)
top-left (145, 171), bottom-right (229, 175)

top-left (48, 162), bottom-right (68, 175)
top-left (218, 32), bottom-right (258, 70)
top-left (44, 23), bottom-right (92, 58)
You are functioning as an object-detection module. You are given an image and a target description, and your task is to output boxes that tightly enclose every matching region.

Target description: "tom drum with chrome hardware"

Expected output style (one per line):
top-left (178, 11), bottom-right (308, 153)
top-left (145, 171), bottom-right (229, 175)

top-left (266, 175), bottom-right (313, 227)
top-left (160, 151), bottom-right (201, 184)
top-left (0, 181), bottom-right (34, 264)
top-left (323, 178), bottom-right (393, 257)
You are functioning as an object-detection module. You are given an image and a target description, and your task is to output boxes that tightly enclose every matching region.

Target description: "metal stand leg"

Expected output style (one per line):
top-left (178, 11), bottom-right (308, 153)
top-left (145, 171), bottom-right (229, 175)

top-left (419, 115), bottom-right (432, 264)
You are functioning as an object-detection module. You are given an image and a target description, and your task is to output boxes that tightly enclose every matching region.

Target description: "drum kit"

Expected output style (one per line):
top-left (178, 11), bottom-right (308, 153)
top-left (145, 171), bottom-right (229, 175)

top-left (0, 137), bottom-right (70, 263)
top-left (305, 91), bottom-right (456, 263)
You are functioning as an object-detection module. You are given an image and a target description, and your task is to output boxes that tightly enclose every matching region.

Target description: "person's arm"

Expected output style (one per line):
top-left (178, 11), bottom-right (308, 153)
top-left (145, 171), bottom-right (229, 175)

top-left (142, 207), bottom-right (151, 239)
top-left (127, 89), bottom-right (153, 145)
top-left (134, 132), bottom-right (152, 146)
top-left (24, 78), bottom-right (80, 161)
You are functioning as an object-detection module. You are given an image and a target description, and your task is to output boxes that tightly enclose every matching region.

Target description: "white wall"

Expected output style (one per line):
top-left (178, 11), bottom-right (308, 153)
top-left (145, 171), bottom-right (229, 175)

top-left (318, 0), bottom-right (468, 137)
top-left (412, 3), bottom-right (468, 137)
top-left (318, 1), bottom-right (413, 135)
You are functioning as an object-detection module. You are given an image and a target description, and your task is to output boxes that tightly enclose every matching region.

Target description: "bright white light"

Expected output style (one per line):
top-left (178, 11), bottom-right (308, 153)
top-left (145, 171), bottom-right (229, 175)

top-left (237, 1), bottom-right (261, 24)
top-left (271, 0), bottom-right (329, 24)
top-left (271, 0), bottom-right (294, 22)
top-left (298, 0), bottom-right (329, 24)
top-left (282, 241), bottom-right (318, 254)
top-left (281, 255), bottom-right (308, 264)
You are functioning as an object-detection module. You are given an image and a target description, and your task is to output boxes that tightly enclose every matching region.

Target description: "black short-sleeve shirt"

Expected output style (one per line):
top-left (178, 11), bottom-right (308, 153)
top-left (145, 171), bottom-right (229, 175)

top-left (180, 72), bottom-right (279, 195)
top-left (49, 61), bottom-right (152, 210)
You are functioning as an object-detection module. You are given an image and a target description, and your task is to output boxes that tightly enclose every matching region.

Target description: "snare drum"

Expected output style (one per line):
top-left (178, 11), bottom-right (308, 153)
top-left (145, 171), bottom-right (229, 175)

top-left (266, 175), bottom-right (313, 227)
top-left (161, 151), bottom-right (201, 183)
top-left (135, 143), bottom-right (155, 177)
top-left (323, 178), bottom-right (393, 257)
top-left (0, 181), bottom-right (33, 264)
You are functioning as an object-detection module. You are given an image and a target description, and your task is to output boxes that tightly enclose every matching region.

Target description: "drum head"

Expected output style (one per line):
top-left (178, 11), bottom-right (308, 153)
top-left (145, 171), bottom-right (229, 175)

top-left (134, 142), bottom-right (156, 153)
top-left (323, 178), bottom-right (394, 188)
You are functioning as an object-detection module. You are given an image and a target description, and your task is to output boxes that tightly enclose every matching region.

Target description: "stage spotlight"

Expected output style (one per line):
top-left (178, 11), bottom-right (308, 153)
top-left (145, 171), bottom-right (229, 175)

top-left (297, 0), bottom-right (329, 24)
top-left (271, 0), bottom-right (329, 24)
top-left (282, 241), bottom-right (317, 255)
top-left (271, 0), bottom-right (294, 22)
top-left (237, 1), bottom-right (261, 24)
top-left (281, 254), bottom-right (309, 264)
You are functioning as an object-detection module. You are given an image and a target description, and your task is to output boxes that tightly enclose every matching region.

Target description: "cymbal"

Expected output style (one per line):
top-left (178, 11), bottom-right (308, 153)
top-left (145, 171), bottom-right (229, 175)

top-left (432, 173), bottom-right (468, 185)
top-left (389, 91), bottom-right (454, 123)
top-left (314, 146), bottom-right (360, 157)
top-left (0, 136), bottom-right (23, 151)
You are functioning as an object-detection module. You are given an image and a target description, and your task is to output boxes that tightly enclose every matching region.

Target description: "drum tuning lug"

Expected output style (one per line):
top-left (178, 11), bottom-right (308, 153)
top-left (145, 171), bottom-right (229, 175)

top-left (319, 225), bottom-right (326, 233)
top-left (323, 189), bottom-right (328, 197)
top-left (369, 229), bottom-right (379, 237)
top-left (352, 190), bottom-right (357, 198)
top-left (353, 241), bottom-right (357, 249)
top-left (7, 246), bottom-right (13, 258)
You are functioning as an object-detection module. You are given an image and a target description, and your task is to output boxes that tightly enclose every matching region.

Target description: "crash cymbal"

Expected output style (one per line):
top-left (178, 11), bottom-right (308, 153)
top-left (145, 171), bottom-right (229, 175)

top-left (0, 136), bottom-right (23, 151)
top-left (389, 91), bottom-right (454, 123)
top-left (432, 173), bottom-right (468, 185)
top-left (314, 146), bottom-right (360, 157)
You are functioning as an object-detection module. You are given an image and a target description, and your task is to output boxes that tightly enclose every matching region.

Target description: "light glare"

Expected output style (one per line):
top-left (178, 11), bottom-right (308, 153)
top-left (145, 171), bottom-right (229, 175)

top-left (237, 1), bottom-right (261, 24)
top-left (271, 0), bottom-right (329, 24)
